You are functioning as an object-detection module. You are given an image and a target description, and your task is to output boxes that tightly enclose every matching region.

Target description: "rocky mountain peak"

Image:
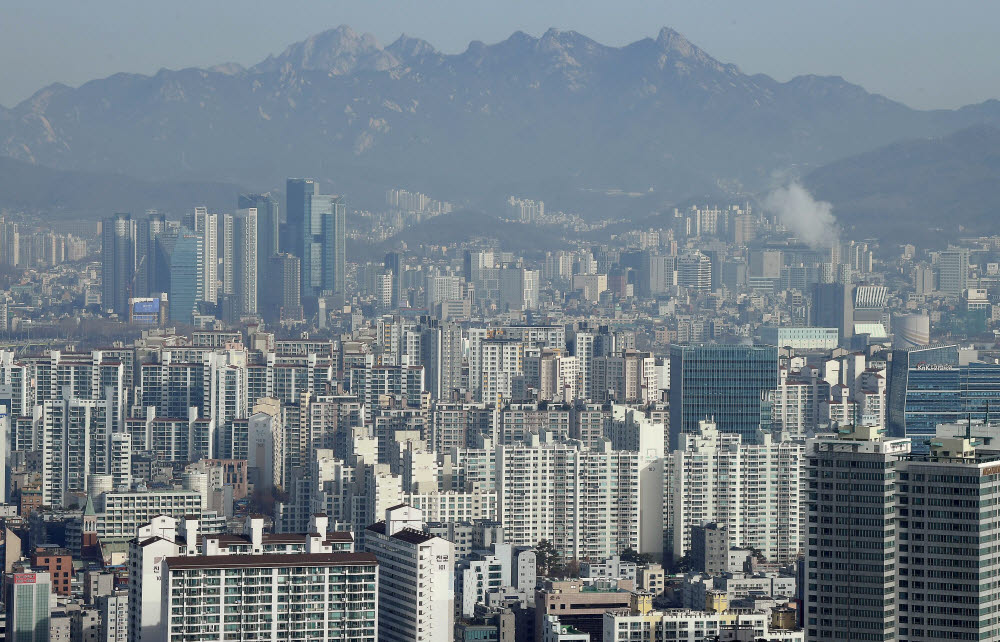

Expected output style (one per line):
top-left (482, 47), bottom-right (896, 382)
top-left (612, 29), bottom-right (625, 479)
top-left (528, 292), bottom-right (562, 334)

top-left (386, 34), bottom-right (438, 60)
top-left (252, 24), bottom-right (399, 74)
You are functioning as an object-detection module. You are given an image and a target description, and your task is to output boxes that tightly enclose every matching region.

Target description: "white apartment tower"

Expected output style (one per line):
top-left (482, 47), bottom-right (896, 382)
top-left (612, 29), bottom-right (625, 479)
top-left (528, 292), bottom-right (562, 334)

top-left (665, 419), bottom-right (804, 563)
top-left (497, 434), bottom-right (648, 561)
top-left (192, 207), bottom-right (218, 304)
top-left (364, 505), bottom-right (454, 642)
top-left (232, 207), bottom-right (258, 317)
top-left (129, 514), bottom-right (372, 642)
top-left (471, 335), bottom-right (523, 404)
top-left (110, 432), bottom-right (131, 490)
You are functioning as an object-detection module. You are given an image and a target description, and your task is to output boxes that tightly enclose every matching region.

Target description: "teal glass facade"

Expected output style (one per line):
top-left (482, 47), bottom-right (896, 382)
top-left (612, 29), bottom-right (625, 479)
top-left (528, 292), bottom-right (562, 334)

top-left (669, 344), bottom-right (779, 447)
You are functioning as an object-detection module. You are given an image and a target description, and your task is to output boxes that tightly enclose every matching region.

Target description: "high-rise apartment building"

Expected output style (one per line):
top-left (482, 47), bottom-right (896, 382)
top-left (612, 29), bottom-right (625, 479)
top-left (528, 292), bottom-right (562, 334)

top-left (232, 207), bottom-right (258, 317)
top-left (162, 552), bottom-right (376, 641)
top-left (0, 218), bottom-right (19, 267)
top-left (384, 251), bottom-right (403, 308)
top-left (99, 592), bottom-right (129, 642)
top-left (677, 251), bottom-right (712, 292)
top-left (668, 344), bottom-right (778, 448)
top-left (804, 426), bottom-right (908, 642)
top-left (130, 514), bottom-right (374, 642)
top-left (419, 319), bottom-right (463, 400)
top-left (499, 266), bottom-right (539, 310)
top-left (805, 425), bottom-right (1000, 641)
top-left (892, 439), bottom-right (1000, 641)
top-left (496, 434), bottom-right (654, 561)
top-left (39, 394), bottom-right (112, 507)
top-left (191, 207), bottom-right (218, 304)
top-left (364, 505), bottom-right (454, 642)
top-left (664, 419), bottom-right (803, 563)
top-left (474, 336), bottom-right (524, 404)
top-left (219, 209), bottom-right (259, 319)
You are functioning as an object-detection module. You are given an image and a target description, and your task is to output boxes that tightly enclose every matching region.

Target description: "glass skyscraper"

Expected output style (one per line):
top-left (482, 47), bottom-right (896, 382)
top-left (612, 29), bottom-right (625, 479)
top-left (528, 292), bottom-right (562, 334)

top-left (284, 178), bottom-right (315, 259)
top-left (286, 179), bottom-right (346, 301)
top-left (321, 195), bottom-right (346, 299)
top-left (669, 344), bottom-right (779, 447)
top-left (154, 227), bottom-right (204, 325)
top-left (101, 213), bottom-right (136, 316)
top-left (888, 344), bottom-right (1000, 449)
top-left (238, 192), bottom-right (279, 293)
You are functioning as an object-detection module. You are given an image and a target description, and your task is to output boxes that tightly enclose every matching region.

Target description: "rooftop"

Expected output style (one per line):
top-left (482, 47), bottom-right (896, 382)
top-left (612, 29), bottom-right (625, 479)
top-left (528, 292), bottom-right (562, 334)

top-left (165, 551), bottom-right (376, 571)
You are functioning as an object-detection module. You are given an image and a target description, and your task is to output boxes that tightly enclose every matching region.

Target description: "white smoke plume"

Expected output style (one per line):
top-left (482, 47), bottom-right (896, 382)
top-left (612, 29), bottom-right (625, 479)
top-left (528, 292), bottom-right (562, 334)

top-left (764, 181), bottom-right (839, 248)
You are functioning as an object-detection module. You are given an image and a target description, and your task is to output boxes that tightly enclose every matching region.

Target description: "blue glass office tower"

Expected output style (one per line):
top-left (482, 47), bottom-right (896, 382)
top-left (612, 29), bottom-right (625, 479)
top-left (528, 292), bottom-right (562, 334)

top-left (285, 178), bottom-right (315, 259)
top-left (154, 227), bottom-right (204, 325)
top-left (669, 344), bottom-right (779, 447)
top-left (888, 345), bottom-right (1000, 449)
top-left (287, 179), bottom-right (346, 301)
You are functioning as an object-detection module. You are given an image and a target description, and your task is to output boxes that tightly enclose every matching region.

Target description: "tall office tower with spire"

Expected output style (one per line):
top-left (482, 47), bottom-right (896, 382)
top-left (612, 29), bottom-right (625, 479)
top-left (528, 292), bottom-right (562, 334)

top-left (238, 193), bottom-right (279, 291)
top-left (101, 213), bottom-right (136, 316)
top-left (135, 213), bottom-right (167, 298)
top-left (191, 207), bottom-right (218, 304)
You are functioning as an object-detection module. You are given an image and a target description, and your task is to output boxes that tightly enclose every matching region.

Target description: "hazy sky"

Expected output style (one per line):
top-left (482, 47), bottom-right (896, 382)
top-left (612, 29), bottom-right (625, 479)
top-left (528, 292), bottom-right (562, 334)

top-left (2, 0), bottom-right (997, 110)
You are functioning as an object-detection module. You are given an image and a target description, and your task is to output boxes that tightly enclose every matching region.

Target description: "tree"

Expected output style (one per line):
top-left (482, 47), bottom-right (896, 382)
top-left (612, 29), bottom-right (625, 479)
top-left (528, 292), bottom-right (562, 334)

top-left (672, 554), bottom-right (694, 574)
top-left (620, 548), bottom-right (655, 565)
top-left (535, 540), bottom-right (560, 577)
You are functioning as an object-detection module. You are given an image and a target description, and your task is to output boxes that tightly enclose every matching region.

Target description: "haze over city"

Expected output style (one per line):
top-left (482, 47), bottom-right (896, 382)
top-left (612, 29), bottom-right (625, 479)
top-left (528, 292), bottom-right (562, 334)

top-left (0, 3), bottom-right (997, 642)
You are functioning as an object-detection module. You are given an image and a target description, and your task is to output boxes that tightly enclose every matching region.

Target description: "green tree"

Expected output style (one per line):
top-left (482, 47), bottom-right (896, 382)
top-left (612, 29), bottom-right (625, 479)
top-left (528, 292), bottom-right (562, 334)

top-left (535, 540), bottom-right (560, 576)
top-left (620, 548), bottom-right (655, 565)
top-left (672, 554), bottom-right (694, 574)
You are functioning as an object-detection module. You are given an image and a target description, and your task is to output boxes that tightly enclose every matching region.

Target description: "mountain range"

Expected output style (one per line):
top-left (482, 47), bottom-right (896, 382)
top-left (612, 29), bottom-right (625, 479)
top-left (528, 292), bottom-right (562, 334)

top-left (2, 25), bottom-right (999, 239)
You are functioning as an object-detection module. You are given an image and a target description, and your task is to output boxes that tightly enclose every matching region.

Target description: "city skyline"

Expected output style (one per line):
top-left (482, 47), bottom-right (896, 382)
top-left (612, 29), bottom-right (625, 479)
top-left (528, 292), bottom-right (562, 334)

top-left (2, 6), bottom-right (999, 642)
